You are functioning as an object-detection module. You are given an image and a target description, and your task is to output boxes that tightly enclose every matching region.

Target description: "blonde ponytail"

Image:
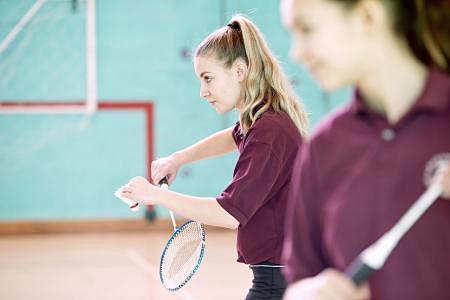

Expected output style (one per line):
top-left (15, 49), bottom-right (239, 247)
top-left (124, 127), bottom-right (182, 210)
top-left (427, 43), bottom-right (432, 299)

top-left (195, 15), bottom-right (308, 138)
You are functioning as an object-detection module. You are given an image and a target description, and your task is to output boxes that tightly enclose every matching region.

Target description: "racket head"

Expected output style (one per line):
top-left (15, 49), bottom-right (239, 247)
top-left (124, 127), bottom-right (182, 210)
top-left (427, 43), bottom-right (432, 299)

top-left (159, 220), bottom-right (206, 291)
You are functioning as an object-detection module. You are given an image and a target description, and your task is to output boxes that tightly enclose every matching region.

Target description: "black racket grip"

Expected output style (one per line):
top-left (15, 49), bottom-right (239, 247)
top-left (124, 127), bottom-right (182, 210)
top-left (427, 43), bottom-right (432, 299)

top-left (345, 257), bottom-right (375, 285)
top-left (158, 176), bottom-right (169, 186)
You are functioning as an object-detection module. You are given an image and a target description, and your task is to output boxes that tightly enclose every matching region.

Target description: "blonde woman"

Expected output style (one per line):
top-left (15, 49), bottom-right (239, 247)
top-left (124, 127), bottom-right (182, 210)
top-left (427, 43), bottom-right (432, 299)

top-left (121, 15), bottom-right (308, 299)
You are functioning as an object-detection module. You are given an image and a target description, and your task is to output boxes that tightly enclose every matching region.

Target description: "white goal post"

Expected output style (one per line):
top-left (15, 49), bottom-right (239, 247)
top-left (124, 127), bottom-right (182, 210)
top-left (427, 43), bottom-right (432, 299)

top-left (0, 0), bottom-right (97, 115)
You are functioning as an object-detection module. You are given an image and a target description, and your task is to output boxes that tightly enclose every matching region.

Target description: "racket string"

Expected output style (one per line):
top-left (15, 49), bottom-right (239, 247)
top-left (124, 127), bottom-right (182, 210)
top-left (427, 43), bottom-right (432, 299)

top-left (167, 228), bottom-right (202, 277)
top-left (161, 221), bottom-right (205, 290)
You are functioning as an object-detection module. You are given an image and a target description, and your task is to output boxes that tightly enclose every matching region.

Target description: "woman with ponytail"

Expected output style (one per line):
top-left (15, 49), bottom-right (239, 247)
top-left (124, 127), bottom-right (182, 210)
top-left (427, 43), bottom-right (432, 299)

top-left (121, 15), bottom-right (308, 299)
top-left (280, 0), bottom-right (450, 299)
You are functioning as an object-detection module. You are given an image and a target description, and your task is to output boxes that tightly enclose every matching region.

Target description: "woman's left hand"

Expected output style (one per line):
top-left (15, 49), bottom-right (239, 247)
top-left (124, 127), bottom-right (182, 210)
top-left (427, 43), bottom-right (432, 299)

top-left (121, 176), bottom-right (160, 205)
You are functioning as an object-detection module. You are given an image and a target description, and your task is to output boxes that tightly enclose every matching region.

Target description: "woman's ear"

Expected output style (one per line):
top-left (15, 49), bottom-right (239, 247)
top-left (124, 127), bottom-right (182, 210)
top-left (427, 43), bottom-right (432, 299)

top-left (354, 0), bottom-right (387, 34)
top-left (233, 58), bottom-right (248, 82)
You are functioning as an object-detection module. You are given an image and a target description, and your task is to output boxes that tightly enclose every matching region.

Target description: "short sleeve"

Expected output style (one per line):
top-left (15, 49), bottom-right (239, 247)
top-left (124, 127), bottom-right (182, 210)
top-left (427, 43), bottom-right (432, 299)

top-left (217, 141), bottom-right (282, 227)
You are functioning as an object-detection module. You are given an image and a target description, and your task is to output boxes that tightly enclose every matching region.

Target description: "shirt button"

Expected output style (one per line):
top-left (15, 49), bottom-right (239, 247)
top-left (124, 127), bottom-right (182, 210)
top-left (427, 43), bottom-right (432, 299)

top-left (381, 128), bottom-right (396, 141)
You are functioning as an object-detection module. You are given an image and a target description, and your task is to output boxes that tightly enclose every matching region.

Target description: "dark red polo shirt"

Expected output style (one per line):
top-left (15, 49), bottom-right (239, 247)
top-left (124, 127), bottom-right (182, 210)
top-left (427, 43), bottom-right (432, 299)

top-left (282, 67), bottom-right (450, 300)
top-left (217, 108), bottom-right (304, 265)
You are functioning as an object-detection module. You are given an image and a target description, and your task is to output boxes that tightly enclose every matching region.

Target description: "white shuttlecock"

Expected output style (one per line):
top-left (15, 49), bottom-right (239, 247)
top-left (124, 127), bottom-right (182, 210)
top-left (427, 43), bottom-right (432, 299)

top-left (114, 186), bottom-right (139, 212)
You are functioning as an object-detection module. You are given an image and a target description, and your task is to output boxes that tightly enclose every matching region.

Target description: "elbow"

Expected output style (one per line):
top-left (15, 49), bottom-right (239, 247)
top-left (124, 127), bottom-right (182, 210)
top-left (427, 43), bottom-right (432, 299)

top-left (216, 200), bottom-right (240, 229)
top-left (224, 217), bottom-right (240, 230)
top-left (217, 213), bottom-right (239, 229)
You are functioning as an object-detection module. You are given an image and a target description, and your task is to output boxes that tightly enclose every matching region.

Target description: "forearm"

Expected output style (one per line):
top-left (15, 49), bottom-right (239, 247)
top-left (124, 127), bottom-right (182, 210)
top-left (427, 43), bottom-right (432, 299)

top-left (151, 188), bottom-right (239, 229)
top-left (174, 126), bottom-right (236, 166)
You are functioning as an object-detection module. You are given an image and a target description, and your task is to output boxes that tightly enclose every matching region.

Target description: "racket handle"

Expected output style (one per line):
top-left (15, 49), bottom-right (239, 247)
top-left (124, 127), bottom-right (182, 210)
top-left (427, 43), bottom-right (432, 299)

top-left (158, 176), bottom-right (176, 231)
top-left (345, 257), bottom-right (375, 285)
top-left (159, 176), bottom-right (169, 186)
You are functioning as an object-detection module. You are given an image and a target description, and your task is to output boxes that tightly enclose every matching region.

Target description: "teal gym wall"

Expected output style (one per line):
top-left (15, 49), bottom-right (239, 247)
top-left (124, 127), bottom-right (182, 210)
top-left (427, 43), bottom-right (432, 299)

top-left (0, 0), bottom-right (350, 221)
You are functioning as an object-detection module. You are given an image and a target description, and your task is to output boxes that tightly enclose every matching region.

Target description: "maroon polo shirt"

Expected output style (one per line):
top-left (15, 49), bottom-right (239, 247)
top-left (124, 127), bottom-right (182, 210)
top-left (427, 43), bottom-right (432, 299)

top-left (217, 108), bottom-right (304, 265)
top-left (282, 67), bottom-right (450, 300)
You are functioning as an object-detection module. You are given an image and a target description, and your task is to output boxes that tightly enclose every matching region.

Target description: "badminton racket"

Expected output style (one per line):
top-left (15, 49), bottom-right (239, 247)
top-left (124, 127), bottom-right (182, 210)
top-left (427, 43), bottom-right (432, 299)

top-left (345, 155), bottom-right (448, 284)
top-left (158, 177), bottom-right (206, 291)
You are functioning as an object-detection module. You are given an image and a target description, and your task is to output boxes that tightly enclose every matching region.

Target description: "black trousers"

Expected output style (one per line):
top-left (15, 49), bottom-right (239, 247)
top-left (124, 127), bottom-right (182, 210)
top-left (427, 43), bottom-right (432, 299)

top-left (245, 262), bottom-right (286, 300)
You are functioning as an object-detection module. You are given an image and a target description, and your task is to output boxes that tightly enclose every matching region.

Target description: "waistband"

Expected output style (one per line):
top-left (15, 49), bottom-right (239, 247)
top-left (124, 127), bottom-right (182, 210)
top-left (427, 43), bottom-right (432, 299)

top-left (249, 260), bottom-right (286, 268)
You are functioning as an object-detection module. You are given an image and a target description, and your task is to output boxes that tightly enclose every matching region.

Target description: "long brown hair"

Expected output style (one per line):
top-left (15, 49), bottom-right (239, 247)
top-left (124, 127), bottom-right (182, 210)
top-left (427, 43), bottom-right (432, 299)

top-left (195, 15), bottom-right (308, 138)
top-left (332, 0), bottom-right (450, 72)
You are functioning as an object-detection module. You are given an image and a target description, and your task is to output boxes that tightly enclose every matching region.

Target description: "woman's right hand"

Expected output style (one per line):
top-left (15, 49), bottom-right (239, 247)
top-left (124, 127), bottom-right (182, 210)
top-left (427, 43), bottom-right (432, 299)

top-left (151, 153), bottom-right (182, 185)
top-left (283, 269), bottom-right (370, 300)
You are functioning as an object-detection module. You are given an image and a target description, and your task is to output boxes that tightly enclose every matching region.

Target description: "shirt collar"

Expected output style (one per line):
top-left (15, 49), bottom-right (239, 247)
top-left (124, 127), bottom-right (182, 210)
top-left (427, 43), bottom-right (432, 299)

top-left (349, 66), bottom-right (450, 116)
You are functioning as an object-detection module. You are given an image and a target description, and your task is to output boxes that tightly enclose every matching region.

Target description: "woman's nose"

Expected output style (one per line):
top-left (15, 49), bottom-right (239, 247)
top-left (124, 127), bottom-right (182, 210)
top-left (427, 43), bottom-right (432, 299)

top-left (290, 37), bottom-right (307, 64)
top-left (200, 87), bottom-right (210, 98)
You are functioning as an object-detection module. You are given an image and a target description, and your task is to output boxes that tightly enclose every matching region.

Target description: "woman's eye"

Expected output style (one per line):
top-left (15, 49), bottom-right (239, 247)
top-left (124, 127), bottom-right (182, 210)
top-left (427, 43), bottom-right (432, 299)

top-left (300, 25), bottom-right (312, 34)
top-left (204, 77), bottom-right (212, 83)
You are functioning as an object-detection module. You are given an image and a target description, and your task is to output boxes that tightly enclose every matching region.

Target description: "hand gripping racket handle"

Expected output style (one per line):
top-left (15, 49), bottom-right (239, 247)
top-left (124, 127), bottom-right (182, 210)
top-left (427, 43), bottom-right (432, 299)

top-left (345, 257), bottom-right (375, 285)
top-left (158, 176), bottom-right (177, 231)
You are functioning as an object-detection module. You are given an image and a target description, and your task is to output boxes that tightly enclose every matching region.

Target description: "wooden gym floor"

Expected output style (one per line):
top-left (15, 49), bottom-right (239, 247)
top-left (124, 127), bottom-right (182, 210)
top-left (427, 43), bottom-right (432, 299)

top-left (0, 227), bottom-right (252, 300)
